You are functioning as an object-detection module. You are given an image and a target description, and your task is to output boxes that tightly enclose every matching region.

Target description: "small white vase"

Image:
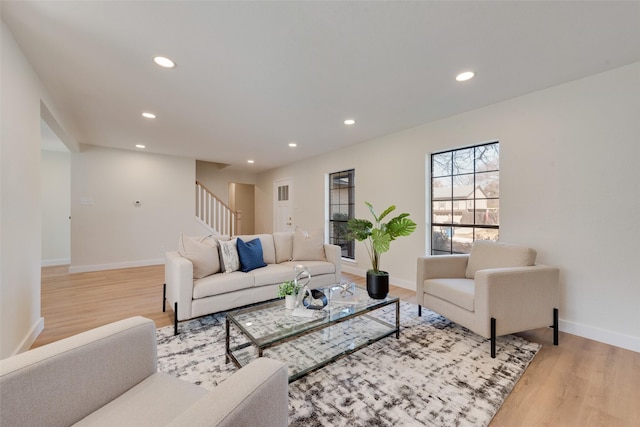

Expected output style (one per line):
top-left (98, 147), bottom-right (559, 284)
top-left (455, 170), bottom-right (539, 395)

top-left (285, 294), bottom-right (296, 309)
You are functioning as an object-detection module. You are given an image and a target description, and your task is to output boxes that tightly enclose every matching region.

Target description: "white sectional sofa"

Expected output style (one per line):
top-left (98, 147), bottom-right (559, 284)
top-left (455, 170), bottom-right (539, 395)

top-left (0, 316), bottom-right (288, 427)
top-left (164, 230), bottom-right (342, 333)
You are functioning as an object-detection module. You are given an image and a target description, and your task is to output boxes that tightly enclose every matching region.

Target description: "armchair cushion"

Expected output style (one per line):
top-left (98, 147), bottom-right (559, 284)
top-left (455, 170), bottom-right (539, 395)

top-left (465, 240), bottom-right (536, 279)
top-left (424, 278), bottom-right (475, 311)
top-left (73, 373), bottom-right (207, 426)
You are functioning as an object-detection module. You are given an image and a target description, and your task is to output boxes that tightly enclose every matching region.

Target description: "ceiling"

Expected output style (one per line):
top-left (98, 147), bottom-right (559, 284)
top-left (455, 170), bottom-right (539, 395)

top-left (3, 1), bottom-right (640, 172)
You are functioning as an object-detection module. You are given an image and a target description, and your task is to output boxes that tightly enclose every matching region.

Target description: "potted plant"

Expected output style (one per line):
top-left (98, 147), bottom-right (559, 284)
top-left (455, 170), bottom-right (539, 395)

top-left (277, 280), bottom-right (299, 309)
top-left (347, 202), bottom-right (416, 299)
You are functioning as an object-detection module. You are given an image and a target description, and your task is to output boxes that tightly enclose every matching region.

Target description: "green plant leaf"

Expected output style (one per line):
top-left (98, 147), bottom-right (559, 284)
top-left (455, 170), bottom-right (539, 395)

top-left (371, 229), bottom-right (391, 254)
top-left (386, 215), bottom-right (417, 239)
top-left (346, 218), bottom-right (372, 241)
top-left (348, 202), bottom-right (416, 273)
top-left (377, 205), bottom-right (396, 222)
top-left (276, 280), bottom-right (297, 297)
top-left (365, 201), bottom-right (378, 223)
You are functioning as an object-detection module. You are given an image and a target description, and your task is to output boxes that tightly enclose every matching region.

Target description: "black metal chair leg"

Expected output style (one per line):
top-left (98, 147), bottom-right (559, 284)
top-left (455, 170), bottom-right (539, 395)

top-left (418, 304), bottom-right (422, 317)
top-left (174, 302), bottom-right (178, 336)
top-left (490, 317), bottom-right (496, 358)
top-left (553, 308), bottom-right (559, 345)
top-left (162, 283), bottom-right (166, 312)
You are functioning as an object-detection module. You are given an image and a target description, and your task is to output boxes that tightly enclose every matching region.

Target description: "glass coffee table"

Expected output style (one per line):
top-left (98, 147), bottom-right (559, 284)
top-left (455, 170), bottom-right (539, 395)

top-left (225, 286), bottom-right (400, 383)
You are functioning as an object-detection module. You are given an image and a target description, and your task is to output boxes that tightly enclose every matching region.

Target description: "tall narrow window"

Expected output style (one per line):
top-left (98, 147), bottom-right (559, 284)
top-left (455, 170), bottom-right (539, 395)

top-left (329, 169), bottom-right (355, 259)
top-left (431, 142), bottom-right (499, 255)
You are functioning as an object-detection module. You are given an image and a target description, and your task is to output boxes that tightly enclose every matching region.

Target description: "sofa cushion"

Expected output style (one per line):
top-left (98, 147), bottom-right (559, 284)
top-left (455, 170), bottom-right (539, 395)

top-left (237, 238), bottom-right (267, 273)
top-left (292, 227), bottom-right (326, 261)
top-left (252, 264), bottom-right (298, 287)
top-left (178, 234), bottom-right (221, 279)
top-left (236, 234), bottom-right (276, 264)
top-left (198, 234), bottom-right (229, 246)
top-left (465, 240), bottom-right (537, 279)
top-left (280, 260), bottom-right (336, 277)
top-left (219, 239), bottom-right (240, 273)
top-left (193, 271), bottom-right (255, 299)
top-left (73, 373), bottom-right (207, 426)
top-left (424, 278), bottom-right (475, 311)
top-left (273, 232), bottom-right (294, 263)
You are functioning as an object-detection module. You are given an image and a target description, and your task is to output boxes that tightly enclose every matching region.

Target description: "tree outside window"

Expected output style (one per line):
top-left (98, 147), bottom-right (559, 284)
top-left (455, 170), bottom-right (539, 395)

top-left (431, 142), bottom-right (499, 255)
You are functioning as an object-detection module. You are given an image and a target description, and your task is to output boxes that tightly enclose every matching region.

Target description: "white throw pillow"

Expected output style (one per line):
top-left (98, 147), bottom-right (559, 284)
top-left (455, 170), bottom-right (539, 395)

top-left (199, 234), bottom-right (226, 247)
top-left (465, 240), bottom-right (537, 279)
top-left (178, 234), bottom-right (221, 279)
top-left (273, 232), bottom-right (294, 263)
top-left (292, 227), bottom-right (326, 261)
top-left (218, 239), bottom-right (240, 273)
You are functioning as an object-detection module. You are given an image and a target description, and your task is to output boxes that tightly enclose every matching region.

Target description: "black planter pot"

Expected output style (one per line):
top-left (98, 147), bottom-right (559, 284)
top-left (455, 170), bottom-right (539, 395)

top-left (366, 271), bottom-right (389, 299)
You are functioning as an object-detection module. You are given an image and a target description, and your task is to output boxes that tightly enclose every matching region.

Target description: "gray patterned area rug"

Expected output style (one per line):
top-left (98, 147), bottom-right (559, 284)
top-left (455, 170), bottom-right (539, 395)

top-left (156, 302), bottom-right (539, 426)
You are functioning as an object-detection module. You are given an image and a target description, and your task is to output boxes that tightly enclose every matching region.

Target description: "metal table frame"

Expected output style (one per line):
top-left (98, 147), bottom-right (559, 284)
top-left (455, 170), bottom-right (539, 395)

top-left (225, 292), bottom-right (399, 383)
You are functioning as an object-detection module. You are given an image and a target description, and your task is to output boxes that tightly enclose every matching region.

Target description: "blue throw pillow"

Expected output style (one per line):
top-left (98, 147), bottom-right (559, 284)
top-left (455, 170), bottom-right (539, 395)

top-left (237, 238), bottom-right (267, 272)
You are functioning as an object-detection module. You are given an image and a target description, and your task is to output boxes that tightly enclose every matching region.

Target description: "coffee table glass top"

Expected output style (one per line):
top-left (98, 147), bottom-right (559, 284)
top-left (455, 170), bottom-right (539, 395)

top-left (227, 286), bottom-right (399, 347)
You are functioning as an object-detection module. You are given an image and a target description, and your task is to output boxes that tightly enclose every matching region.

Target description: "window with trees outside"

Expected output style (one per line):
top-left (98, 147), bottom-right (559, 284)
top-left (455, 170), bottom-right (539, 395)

top-left (329, 169), bottom-right (355, 259)
top-left (431, 142), bottom-right (499, 255)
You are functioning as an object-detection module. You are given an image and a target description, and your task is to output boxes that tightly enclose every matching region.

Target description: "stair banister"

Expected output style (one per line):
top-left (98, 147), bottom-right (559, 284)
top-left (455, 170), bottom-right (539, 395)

top-left (195, 181), bottom-right (237, 236)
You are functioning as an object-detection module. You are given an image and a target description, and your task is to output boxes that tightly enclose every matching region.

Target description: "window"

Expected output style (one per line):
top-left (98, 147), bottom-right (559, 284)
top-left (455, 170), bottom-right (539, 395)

top-left (431, 142), bottom-right (499, 255)
top-left (329, 169), bottom-right (355, 259)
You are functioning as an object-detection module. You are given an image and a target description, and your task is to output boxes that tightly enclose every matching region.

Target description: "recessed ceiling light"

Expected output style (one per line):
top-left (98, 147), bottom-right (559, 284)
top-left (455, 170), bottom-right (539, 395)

top-left (142, 112), bottom-right (156, 119)
top-left (344, 119), bottom-right (355, 125)
top-left (247, 160), bottom-right (255, 164)
top-left (288, 142), bottom-right (297, 147)
top-left (456, 71), bottom-right (475, 82)
top-left (136, 144), bottom-right (146, 149)
top-left (153, 56), bottom-right (176, 69)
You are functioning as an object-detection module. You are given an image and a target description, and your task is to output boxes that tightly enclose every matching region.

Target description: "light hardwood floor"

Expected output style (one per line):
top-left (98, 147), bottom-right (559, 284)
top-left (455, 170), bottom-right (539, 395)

top-left (35, 265), bottom-right (640, 426)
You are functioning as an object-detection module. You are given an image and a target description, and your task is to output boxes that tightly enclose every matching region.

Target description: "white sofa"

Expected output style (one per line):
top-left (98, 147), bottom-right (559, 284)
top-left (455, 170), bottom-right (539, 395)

top-left (417, 240), bottom-right (560, 357)
top-left (164, 231), bottom-right (342, 333)
top-left (0, 316), bottom-right (288, 427)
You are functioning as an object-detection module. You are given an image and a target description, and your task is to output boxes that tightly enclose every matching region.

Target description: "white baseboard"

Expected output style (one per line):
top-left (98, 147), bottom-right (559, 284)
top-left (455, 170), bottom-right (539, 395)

top-left (559, 319), bottom-right (640, 353)
top-left (341, 264), bottom-right (365, 278)
top-left (68, 258), bottom-right (164, 273)
top-left (41, 258), bottom-right (71, 267)
top-left (12, 317), bottom-right (44, 356)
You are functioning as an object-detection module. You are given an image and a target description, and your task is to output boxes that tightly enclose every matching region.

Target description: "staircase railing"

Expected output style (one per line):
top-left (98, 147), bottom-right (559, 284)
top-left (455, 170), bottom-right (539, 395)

top-left (195, 181), bottom-right (237, 236)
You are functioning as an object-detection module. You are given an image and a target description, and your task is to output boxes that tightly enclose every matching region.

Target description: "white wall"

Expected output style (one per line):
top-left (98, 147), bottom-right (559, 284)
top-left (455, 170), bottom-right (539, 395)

top-left (0, 21), bottom-right (43, 358)
top-left (257, 62), bottom-right (640, 352)
top-left (1, 21), bottom-right (77, 357)
top-left (41, 150), bottom-right (71, 266)
top-left (69, 145), bottom-right (207, 272)
top-left (195, 160), bottom-right (257, 205)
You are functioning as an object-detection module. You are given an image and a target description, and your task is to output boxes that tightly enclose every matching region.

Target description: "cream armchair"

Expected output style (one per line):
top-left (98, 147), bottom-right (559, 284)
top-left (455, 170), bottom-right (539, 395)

top-left (0, 317), bottom-right (288, 427)
top-left (417, 241), bottom-right (559, 358)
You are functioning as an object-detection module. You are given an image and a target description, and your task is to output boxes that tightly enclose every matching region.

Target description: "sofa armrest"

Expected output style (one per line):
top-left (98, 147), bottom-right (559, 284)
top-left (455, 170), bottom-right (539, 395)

top-left (323, 243), bottom-right (342, 276)
top-left (0, 317), bottom-right (157, 427)
top-left (416, 254), bottom-right (469, 294)
top-left (166, 358), bottom-right (288, 427)
top-left (165, 251), bottom-right (195, 321)
top-left (474, 265), bottom-right (560, 337)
